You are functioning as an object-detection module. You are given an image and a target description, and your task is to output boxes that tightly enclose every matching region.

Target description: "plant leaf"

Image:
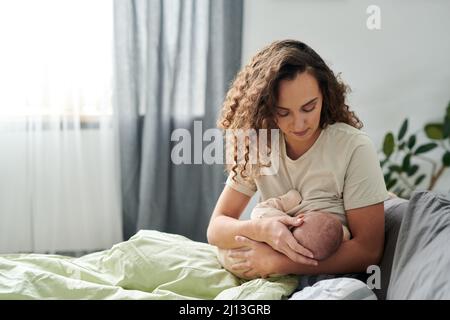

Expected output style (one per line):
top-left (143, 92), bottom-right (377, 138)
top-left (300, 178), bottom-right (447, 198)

top-left (389, 164), bottom-right (402, 173)
top-left (447, 100), bottom-right (450, 119)
top-left (386, 178), bottom-right (397, 190)
top-left (383, 132), bottom-right (395, 158)
top-left (414, 174), bottom-right (426, 186)
top-left (445, 99), bottom-right (450, 139)
top-left (424, 123), bottom-right (444, 140)
top-left (402, 154), bottom-right (411, 171)
top-left (407, 164), bottom-right (418, 176)
top-left (443, 117), bottom-right (450, 139)
top-left (415, 143), bottom-right (438, 155)
top-left (398, 119), bottom-right (408, 141)
top-left (407, 135), bottom-right (416, 149)
top-left (443, 151), bottom-right (450, 167)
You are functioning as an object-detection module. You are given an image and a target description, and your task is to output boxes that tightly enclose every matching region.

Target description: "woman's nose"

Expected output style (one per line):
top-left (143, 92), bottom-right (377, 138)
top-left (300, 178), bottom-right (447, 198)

top-left (292, 113), bottom-right (307, 130)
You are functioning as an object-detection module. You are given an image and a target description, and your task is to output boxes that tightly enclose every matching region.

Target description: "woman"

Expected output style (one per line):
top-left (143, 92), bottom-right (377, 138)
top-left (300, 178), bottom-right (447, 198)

top-left (207, 40), bottom-right (389, 288)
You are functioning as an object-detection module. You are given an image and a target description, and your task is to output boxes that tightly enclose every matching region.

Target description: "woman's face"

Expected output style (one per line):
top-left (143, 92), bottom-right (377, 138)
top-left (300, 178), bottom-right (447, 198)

top-left (274, 71), bottom-right (323, 146)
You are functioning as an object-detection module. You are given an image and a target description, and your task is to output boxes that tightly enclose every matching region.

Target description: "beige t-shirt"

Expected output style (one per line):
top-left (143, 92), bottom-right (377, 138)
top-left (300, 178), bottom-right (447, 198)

top-left (225, 122), bottom-right (389, 228)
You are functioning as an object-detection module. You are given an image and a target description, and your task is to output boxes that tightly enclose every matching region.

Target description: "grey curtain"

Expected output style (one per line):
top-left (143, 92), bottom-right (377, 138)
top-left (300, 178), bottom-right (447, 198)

top-left (113, 0), bottom-right (243, 241)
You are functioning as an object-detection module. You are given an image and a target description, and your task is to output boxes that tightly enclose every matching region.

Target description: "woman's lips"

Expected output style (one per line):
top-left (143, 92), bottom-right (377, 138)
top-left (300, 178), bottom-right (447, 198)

top-left (292, 129), bottom-right (309, 136)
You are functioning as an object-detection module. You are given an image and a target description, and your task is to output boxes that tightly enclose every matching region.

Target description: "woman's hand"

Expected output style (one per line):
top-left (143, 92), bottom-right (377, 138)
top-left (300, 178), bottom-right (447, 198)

top-left (254, 215), bottom-right (318, 266)
top-left (228, 236), bottom-right (286, 279)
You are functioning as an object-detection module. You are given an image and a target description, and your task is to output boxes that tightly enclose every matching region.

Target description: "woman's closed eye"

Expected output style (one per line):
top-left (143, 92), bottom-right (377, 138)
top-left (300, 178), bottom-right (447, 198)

top-left (303, 103), bottom-right (316, 112)
top-left (276, 109), bottom-right (290, 117)
top-left (276, 103), bottom-right (316, 117)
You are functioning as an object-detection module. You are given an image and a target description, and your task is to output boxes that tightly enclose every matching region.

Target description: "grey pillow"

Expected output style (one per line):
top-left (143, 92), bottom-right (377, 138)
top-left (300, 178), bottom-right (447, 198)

top-left (372, 197), bottom-right (408, 300)
top-left (387, 190), bottom-right (450, 299)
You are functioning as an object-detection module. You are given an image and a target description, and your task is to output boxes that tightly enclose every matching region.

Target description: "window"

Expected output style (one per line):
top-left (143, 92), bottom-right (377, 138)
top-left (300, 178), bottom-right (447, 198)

top-left (0, 0), bottom-right (113, 119)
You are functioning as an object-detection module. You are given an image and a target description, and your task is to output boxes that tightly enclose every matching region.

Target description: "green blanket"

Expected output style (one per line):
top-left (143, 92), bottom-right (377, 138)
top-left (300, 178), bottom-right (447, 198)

top-left (0, 230), bottom-right (299, 299)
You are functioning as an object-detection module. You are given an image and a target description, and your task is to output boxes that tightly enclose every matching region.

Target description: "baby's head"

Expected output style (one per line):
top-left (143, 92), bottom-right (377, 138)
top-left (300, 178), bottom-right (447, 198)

top-left (292, 211), bottom-right (343, 261)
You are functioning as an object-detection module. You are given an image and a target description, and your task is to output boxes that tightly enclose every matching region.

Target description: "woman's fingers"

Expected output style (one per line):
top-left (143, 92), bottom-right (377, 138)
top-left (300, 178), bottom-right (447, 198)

top-left (243, 269), bottom-right (259, 279)
top-left (282, 249), bottom-right (317, 266)
top-left (279, 215), bottom-right (304, 227)
top-left (228, 248), bottom-right (249, 259)
top-left (285, 237), bottom-right (314, 259)
top-left (235, 235), bottom-right (258, 246)
top-left (281, 246), bottom-right (317, 266)
top-left (281, 240), bottom-right (318, 266)
top-left (231, 262), bottom-right (251, 271)
top-left (292, 253), bottom-right (318, 266)
top-left (235, 235), bottom-right (248, 242)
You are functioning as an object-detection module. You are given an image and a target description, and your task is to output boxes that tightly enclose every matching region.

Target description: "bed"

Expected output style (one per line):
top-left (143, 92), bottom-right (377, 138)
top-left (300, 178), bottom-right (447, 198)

top-left (0, 230), bottom-right (297, 299)
top-left (1, 190), bottom-right (449, 300)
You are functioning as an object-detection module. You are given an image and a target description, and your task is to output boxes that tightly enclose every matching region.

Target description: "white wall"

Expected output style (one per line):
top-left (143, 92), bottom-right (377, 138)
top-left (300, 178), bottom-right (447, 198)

top-left (241, 0), bottom-right (450, 218)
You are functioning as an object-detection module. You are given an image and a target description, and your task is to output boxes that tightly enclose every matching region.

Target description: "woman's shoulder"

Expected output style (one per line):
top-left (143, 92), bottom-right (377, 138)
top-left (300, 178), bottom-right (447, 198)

top-left (325, 122), bottom-right (364, 136)
top-left (324, 122), bottom-right (374, 149)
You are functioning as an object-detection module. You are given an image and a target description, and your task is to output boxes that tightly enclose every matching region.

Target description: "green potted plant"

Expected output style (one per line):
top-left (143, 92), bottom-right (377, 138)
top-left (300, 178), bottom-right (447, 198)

top-left (379, 101), bottom-right (450, 198)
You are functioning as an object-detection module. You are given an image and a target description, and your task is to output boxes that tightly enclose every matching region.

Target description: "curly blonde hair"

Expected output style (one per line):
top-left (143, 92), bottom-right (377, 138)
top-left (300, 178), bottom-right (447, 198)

top-left (218, 39), bottom-right (363, 182)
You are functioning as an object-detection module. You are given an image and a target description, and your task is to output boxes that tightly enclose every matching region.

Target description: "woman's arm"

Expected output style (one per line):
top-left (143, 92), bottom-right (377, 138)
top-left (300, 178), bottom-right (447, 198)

top-left (207, 185), bottom-right (258, 249)
top-left (207, 185), bottom-right (316, 264)
top-left (221, 200), bottom-right (384, 276)
top-left (273, 202), bottom-right (385, 275)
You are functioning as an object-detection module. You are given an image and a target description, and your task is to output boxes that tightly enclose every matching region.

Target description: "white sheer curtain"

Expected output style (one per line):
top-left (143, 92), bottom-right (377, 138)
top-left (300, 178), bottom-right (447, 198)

top-left (0, 0), bottom-right (122, 253)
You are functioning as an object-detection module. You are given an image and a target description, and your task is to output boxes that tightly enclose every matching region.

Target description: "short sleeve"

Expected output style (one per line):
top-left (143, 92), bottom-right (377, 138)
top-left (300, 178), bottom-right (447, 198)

top-left (343, 134), bottom-right (389, 210)
top-left (225, 170), bottom-right (257, 197)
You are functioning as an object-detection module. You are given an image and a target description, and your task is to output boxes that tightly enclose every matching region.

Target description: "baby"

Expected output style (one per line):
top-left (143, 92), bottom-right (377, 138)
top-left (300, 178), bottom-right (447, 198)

top-left (251, 189), bottom-right (351, 260)
top-left (218, 189), bottom-right (350, 279)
